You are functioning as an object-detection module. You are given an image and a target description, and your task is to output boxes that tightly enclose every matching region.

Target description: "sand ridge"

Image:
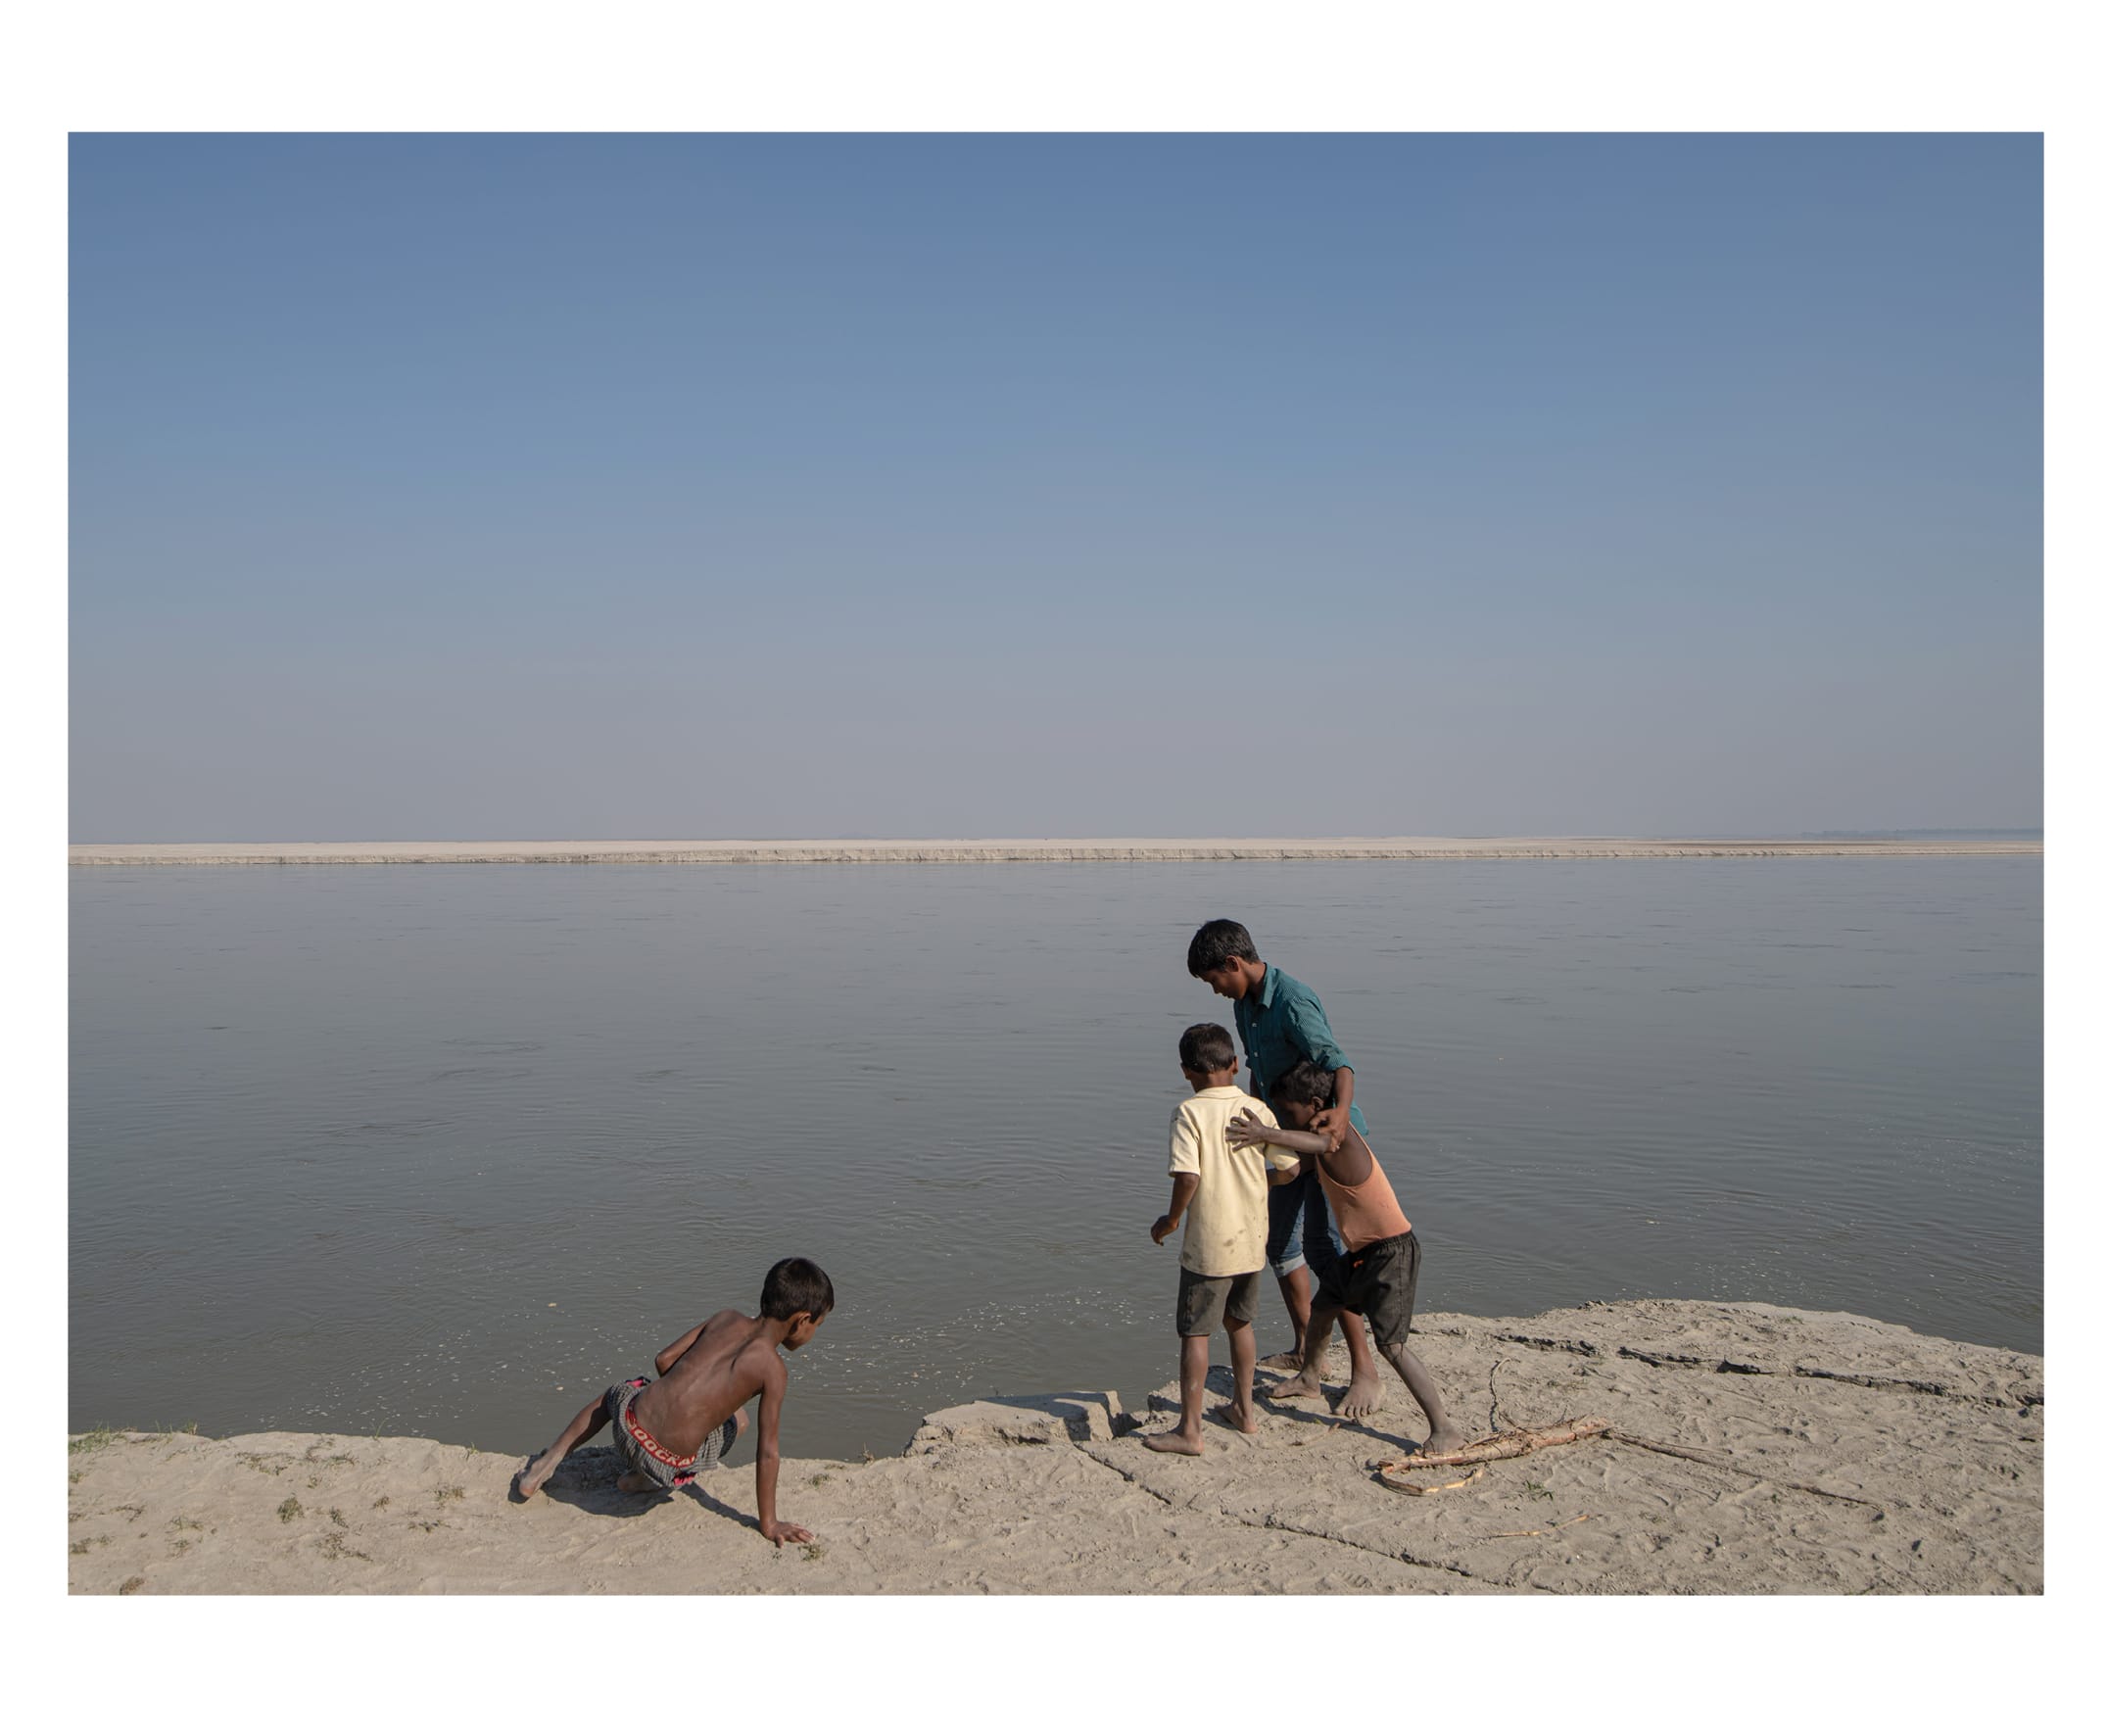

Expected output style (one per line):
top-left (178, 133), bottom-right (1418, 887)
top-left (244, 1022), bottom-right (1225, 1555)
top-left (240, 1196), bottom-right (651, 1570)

top-left (68, 835), bottom-right (2041, 866)
top-left (68, 1300), bottom-right (2042, 1595)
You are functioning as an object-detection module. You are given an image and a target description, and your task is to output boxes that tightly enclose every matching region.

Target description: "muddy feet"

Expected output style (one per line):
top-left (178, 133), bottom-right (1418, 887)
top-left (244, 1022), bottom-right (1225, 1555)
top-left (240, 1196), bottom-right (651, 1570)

top-left (1269, 1366), bottom-right (1325, 1404)
top-left (1338, 1372), bottom-right (1384, 1419)
top-left (1142, 1428), bottom-right (1206, 1456)
top-left (1211, 1400), bottom-right (1260, 1435)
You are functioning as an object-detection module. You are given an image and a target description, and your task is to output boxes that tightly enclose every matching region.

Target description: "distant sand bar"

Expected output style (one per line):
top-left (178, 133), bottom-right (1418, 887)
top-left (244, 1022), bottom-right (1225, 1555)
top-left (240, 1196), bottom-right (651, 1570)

top-left (69, 836), bottom-right (2043, 867)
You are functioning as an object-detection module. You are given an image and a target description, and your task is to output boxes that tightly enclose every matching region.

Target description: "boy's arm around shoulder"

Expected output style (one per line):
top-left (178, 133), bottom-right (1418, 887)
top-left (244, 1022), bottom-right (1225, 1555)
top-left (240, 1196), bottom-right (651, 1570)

top-left (749, 1349), bottom-right (811, 1547)
top-left (1224, 1101), bottom-right (1323, 1177)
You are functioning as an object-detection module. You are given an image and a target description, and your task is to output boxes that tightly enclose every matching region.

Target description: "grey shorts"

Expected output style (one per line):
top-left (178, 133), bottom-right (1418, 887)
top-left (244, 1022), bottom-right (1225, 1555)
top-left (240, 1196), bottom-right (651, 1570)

top-left (605, 1375), bottom-right (735, 1491)
top-left (1176, 1267), bottom-right (1262, 1337)
top-left (1312, 1231), bottom-right (1420, 1348)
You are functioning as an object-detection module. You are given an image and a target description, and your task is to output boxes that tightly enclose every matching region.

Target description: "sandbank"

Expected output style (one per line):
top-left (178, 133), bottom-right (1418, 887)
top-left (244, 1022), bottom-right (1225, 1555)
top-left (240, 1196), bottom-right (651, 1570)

top-left (68, 836), bottom-right (2041, 867)
top-left (68, 1299), bottom-right (2041, 1594)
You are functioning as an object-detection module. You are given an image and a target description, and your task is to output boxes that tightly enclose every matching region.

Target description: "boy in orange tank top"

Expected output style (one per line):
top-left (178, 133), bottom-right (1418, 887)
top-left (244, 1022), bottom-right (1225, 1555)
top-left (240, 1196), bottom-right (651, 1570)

top-left (1229, 1060), bottom-right (1466, 1453)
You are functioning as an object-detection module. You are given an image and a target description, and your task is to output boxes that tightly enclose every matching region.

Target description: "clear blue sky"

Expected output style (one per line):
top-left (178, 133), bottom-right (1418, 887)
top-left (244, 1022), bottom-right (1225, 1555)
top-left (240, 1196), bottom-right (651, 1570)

top-left (70, 134), bottom-right (2040, 841)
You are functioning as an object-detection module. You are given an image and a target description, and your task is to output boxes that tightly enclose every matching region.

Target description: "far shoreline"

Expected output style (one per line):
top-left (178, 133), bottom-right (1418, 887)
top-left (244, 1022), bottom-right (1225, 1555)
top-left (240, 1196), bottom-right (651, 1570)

top-left (69, 834), bottom-right (2044, 867)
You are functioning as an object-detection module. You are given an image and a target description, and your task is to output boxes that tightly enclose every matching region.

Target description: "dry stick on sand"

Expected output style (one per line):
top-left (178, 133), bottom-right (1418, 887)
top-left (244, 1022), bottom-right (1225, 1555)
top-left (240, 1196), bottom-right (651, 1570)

top-left (1372, 1416), bottom-right (1611, 1478)
top-left (1490, 1513), bottom-right (1596, 1539)
top-left (1379, 1464), bottom-right (1486, 1497)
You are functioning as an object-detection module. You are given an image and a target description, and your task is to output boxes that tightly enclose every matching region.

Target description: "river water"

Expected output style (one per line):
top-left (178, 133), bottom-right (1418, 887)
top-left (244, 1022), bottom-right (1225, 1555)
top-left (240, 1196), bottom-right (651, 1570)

top-left (70, 857), bottom-right (2041, 1464)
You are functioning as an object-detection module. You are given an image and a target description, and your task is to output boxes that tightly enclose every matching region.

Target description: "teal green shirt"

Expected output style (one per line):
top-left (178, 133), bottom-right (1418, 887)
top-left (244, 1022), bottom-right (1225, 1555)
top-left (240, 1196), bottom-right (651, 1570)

top-left (1232, 966), bottom-right (1370, 1136)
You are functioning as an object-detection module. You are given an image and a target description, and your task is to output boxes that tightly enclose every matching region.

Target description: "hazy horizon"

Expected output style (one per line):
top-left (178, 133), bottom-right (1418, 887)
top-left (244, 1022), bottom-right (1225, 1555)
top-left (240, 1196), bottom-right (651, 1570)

top-left (71, 135), bottom-right (2041, 843)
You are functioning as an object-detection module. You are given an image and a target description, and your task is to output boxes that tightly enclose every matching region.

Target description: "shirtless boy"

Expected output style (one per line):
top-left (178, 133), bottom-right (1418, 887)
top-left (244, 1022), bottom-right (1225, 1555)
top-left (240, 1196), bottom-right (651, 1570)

top-left (510, 1256), bottom-right (833, 1546)
top-left (1229, 1064), bottom-right (1466, 1452)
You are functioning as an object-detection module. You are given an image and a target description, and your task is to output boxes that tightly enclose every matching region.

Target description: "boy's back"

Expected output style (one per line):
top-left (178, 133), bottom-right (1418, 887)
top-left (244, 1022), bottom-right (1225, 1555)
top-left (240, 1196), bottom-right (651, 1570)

top-left (632, 1309), bottom-right (787, 1455)
top-left (1171, 1085), bottom-right (1293, 1276)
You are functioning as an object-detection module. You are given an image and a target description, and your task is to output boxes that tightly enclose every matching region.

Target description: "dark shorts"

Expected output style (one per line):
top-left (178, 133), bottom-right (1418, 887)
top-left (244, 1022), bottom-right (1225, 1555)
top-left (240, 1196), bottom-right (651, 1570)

top-left (1176, 1267), bottom-right (1262, 1337)
top-left (1313, 1231), bottom-right (1420, 1347)
top-left (604, 1375), bottom-right (735, 1491)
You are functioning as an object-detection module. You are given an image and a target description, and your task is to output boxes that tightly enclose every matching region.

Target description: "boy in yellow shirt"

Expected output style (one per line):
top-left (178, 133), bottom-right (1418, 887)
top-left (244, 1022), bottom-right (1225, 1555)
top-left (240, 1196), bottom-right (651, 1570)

top-left (1145, 1023), bottom-right (1300, 1455)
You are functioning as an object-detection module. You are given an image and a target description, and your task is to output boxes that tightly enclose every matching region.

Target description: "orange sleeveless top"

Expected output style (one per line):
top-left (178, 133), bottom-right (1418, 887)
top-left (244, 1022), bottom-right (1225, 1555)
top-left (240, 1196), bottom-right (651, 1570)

top-left (1317, 1136), bottom-right (1412, 1250)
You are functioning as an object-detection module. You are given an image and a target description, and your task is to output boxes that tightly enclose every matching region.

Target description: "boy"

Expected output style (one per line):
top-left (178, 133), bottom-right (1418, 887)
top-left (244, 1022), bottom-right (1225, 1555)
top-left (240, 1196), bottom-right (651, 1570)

top-left (1228, 1061), bottom-right (1466, 1452)
top-left (1186, 918), bottom-right (1382, 1411)
top-left (1144, 1022), bottom-right (1301, 1456)
top-left (510, 1256), bottom-right (833, 1547)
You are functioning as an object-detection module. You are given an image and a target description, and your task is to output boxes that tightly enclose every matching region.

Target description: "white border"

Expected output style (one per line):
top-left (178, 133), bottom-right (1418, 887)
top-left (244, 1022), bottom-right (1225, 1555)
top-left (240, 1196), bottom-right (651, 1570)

top-left (15, 1), bottom-right (2085, 1724)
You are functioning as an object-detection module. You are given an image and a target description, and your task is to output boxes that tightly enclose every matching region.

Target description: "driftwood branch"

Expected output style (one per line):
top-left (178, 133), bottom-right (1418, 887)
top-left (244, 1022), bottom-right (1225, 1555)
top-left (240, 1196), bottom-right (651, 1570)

top-left (1376, 1464), bottom-right (1486, 1497)
top-left (1374, 1416), bottom-right (1610, 1479)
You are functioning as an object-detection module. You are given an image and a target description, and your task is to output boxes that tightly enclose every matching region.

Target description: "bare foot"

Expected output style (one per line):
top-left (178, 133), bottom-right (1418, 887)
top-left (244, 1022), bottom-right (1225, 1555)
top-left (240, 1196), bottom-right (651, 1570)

top-left (1260, 1348), bottom-right (1304, 1373)
top-left (1421, 1423), bottom-right (1471, 1455)
top-left (1269, 1366), bottom-right (1324, 1403)
top-left (1142, 1428), bottom-right (1206, 1456)
top-left (1338, 1371), bottom-right (1384, 1419)
top-left (512, 1449), bottom-right (561, 1502)
top-left (614, 1471), bottom-right (660, 1493)
top-left (1211, 1400), bottom-right (1259, 1435)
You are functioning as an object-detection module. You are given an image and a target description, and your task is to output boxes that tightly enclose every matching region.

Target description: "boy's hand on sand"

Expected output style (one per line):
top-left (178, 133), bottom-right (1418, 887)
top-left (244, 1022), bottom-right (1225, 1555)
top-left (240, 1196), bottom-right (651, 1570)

top-left (1150, 1214), bottom-right (1176, 1244)
top-left (762, 1519), bottom-right (814, 1547)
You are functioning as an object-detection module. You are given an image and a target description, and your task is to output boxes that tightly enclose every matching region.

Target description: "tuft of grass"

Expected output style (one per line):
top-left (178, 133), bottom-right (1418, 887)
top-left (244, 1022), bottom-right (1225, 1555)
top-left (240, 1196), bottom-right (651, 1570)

top-left (435, 1485), bottom-right (465, 1504)
top-left (119, 1575), bottom-right (146, 1596)
top-left (70, 1428), bottom-right (120, 1456)
top-left (372, 1495), bottom-right (391, 1510)
top-left (169, 1518), bottom-right (205, 1532)
top-left (1522, 1480), bottom-right (1553, 1503)
top-left (276, 1497), bottom-right (304, 1524)
top-left (810, 1473), bottom-right (831, 1488)
top-left (801, 1543), bottom-right (827, 1562)
top-left (328, 1508), bottom-right (349, 1528)
top-left (71, 1535), bottom-right (111, 1556)
top-left (169, 1538), bottom-right (193, 1557)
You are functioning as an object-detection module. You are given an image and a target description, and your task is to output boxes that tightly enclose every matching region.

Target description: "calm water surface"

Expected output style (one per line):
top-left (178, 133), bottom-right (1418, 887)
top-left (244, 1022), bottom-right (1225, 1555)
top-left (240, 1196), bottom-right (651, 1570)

top-left (70, 859), bottom-right (2041, 1464)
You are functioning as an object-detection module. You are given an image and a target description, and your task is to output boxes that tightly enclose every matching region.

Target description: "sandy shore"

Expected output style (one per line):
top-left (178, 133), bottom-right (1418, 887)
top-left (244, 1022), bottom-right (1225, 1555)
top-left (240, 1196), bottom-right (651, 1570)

top-left (68, 836), bottom-right (2041, 866)
top-left (68, 1300), bottom-right (2041, 1594)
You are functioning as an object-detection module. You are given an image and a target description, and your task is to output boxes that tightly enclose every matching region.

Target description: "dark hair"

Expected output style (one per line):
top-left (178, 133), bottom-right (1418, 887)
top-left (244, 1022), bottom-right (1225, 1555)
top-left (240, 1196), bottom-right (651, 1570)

top-left (1186, 919), bottom-right (1259, 977)
top-left (760, 1257), bottom-right (835, 1322)
top-left (1178, 1022), bottom-right (1239, 1075)
top-left (1269, 1057), bottom-right (1336, 1109)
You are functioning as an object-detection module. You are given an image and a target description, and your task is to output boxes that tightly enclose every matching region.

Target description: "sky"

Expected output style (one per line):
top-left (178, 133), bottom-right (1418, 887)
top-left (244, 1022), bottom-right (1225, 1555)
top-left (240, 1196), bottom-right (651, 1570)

top-left (69, 133), bottom-right (2042, 842)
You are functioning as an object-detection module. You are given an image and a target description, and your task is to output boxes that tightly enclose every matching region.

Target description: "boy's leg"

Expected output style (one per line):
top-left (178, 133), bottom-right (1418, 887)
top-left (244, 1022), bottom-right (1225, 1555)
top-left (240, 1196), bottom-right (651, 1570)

top-left (1211, 1275), bottom-right (1261, 1434)
top-left (1268, 1303), bottom-right (1344, 1403)
top-left (1144, 1332), bottom-right (1213, 1456)
top-left (1299, 1175), bottom-right (1379, 1406)
top-left (1265, 1181), bottom-right (1315, 1366)
top-left (1365, 1232), bottom-right (1467, 1453)
top-left (512, 1392), bottom-right (613, 1500)
top-left (1377, 1340), bottom-right (1468, 1455)
top-left (1219, 1317), bottom-right (1259, 1433)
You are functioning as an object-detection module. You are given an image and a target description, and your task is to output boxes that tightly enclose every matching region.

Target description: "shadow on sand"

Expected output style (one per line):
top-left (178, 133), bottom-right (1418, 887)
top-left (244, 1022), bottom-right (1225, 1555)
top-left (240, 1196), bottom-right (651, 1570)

top-left (514, 1445), bottom-right (752, 1529)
